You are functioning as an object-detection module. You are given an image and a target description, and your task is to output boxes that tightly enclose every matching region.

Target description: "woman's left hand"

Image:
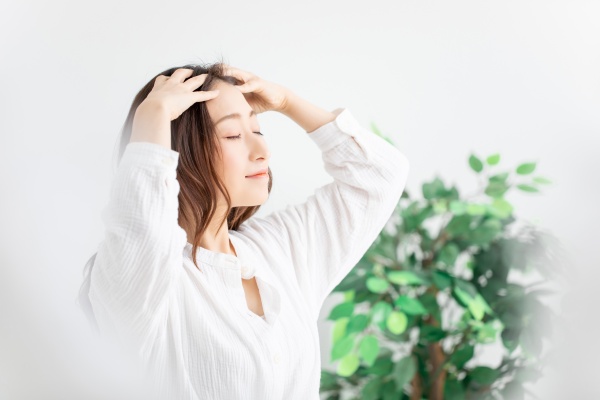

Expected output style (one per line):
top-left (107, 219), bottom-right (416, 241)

top-left (222, 64), bottom-right (291, 114)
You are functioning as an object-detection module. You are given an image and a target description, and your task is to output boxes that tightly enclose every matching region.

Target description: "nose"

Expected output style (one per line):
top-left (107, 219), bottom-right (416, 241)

top-left (248, 132), bottom-right (270, 161)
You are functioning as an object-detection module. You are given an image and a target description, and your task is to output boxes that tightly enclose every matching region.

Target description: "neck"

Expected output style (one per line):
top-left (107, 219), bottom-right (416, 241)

top-left (183, 216), bottom-right (235, 256)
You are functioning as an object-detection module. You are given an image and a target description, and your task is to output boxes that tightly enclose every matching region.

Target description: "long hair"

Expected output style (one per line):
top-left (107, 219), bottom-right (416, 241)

top-left (78, 59), bottom-right (273, 330)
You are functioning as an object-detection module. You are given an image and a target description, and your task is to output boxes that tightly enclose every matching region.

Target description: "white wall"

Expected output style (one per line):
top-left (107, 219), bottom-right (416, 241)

top-left (1, 0), bottom-right (597, 398)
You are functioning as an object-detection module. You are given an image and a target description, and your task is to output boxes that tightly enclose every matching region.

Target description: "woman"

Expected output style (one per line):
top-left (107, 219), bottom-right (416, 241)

top-left (79, 62), bottom-right (410, 399)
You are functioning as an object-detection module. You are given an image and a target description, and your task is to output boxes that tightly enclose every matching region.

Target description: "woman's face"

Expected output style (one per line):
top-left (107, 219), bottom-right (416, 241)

top-left (206, 80), bottom-right (271, 208)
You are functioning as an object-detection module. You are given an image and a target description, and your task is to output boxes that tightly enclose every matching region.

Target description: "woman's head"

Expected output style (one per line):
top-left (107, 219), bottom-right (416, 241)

top-left (116, 61), bottom-right (273, 271)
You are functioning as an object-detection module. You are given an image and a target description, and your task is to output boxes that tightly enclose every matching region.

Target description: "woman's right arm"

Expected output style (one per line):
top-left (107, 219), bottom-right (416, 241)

top-left (89, 69), bottom-right (219, 348)
top-left (89, 109), bottom-right (187, 348)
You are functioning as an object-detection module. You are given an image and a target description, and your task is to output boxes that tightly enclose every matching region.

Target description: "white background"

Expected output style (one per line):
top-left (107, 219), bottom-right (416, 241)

top-left (1, 0), bottom-right (598, 398)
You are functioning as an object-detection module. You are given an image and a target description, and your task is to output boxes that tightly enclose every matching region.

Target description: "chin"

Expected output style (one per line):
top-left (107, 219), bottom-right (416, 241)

top-left (238, 197), bottom-right (268, 207)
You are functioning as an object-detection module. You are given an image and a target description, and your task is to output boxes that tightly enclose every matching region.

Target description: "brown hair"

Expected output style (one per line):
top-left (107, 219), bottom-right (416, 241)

top-left (78, 59), bottom-right (273, 330)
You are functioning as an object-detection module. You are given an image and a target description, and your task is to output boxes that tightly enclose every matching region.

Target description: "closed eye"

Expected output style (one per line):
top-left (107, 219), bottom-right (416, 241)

top-left (226, 132), bottom-right (264, 140)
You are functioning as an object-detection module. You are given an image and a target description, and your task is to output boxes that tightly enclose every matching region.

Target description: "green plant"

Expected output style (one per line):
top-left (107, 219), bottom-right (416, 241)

top-left (319, 126), bottom-right (567, 400)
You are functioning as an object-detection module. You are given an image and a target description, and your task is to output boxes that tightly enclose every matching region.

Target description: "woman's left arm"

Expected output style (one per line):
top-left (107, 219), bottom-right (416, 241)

top-left (278, 91), bottom-right (338, 134)
top-left (223, 66), bottom-right (410, 319)
top-left (270, 95), bottom-right (410, 318)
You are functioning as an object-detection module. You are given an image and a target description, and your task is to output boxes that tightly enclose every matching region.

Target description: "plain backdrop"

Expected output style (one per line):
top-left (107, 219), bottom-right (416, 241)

top-left (1, 0), bottom-right (598, 399)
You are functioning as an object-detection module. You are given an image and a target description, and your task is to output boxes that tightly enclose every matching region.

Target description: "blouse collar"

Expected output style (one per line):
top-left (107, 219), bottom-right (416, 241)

top-left (183, 231), bottom-right (257, 279)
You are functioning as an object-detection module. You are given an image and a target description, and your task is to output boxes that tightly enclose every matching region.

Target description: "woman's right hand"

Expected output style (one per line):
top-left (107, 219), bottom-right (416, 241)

top-left (142, 68), bottom-right (220, 122)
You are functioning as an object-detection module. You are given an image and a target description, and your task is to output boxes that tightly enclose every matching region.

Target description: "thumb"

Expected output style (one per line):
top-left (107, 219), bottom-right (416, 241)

top-left (235, 83), bottom-right (251, 93)
top-left (235, 79), bottom-right (259, 93)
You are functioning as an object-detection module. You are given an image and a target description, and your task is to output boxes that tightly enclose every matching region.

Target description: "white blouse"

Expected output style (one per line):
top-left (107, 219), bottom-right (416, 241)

top-left (87, 107), bottom-right (410, 400)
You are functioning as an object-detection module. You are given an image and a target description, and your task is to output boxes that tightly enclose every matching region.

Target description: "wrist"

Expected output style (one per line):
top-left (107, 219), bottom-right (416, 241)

top-left (278, 89), bottom-right (297, 115)
top-left (131, 101), bottom-right (172, 149)
top-left (137, 100), bottom-right (169, 120)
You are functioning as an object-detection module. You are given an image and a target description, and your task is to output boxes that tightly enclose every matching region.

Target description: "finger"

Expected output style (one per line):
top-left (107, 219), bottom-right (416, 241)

top-left (194, 90), bottom-right (220, 102)
top-left (183, 73), bottom-right (209, 89)
top-left (235, 78), bottom-right (258, 93)
top-left (153, 75), bottom-right (168, 88)
top-left (224, 65), bottom-right (253, 81)
top-left (169, 68), bottom-right (194, 83)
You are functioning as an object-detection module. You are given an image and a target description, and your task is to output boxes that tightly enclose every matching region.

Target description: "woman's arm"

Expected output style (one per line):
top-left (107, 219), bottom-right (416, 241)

top-left (279, 91), bottom-right (337, 134)
top-left (216, 66), bottom-right (410, 320)
top-left (89, 141), bottom-right (188, 351)
top-left (89, 70), bottom-right (217, 349)
top-left (242, 97), bottom-right (410, 321)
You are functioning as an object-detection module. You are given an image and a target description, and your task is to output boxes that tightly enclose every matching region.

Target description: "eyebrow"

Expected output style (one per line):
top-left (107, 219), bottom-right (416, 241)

top-left (215, 109), bottom-right (256, 126)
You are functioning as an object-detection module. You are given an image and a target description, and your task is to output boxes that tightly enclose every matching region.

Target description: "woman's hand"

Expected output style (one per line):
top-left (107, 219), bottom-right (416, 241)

top-left (143, 68), bottom-right (220, 121)
top-left (222, 64), bottom-right (291, 114)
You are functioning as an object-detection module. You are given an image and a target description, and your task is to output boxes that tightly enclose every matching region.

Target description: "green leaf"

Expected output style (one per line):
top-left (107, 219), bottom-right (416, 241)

top-left (445, 214), bottom-right (472, 236)
top-left (370, 302), bottom-right (393, 331)
top-left (343, 290), bottom-right (355, 302)
top-left (533, 176), bottom-right (552, 184)
top-left (381, 380), bottom-right (399, 400)
top-left (489, 198), bottom-right (513, 218)
top-left (466, 203), bottom-right (487, 216)
top-left (484, 181), bottom-right (509, 198)
top-left (433, 199), bottom-right (448, 214)
top-left (337, 353), bottom-right (360, 377)
top-left (475, 321), bottom-right (498, 343)
top-left (474, 293), bottom-right (493, 313)
top-left (454, 279), bottom-right (479, 297)
top-left (516, 162), bottom-right (536, 175)
top-left (361, 376), bottom-right (384, 400)
top-left (365, 357), bottom-right (394, 376)
top-left (369, 122), bottom-right (383, 137)
top-left (489, 172), bottom-right (509, 183)
top-left (432, 270), bottom-right (453, 290)
top-left (422, 177), bottom-right (447, 200)
top-left (386, 311), bottom-right (408, 334)
top-left (501, 328), bottom-right (520, 353)
top-left (444, 378), bottom-right (466, 400)
top-left (468, 295), bottom-right (485, 321)
top-left (331, 334), bottom-right (355, 361)
top-left (393, 355), bottom-right (417, 390)
top-left (450, 344), bottom-right (474, 369)
top-left (486, 153), bottom-right (500, 165)
top-left (328, 301), bottom-right (355, 320)
top-left (469, 366), bottom-right (500, 385)
top-left (332, 317), bottom-right (349, 343)
top-left (469, 154), bottom-right (484, 173)
top-left (467, 218), bottom-right (503, 245)
top-left (452, 286), bottom-right (473, 309)
top-left (419, 325), bottom-right (446, 341)
top-left (516, 184), bottom-right (539, 193)
top-left (438, 243), bottom-right (460, 266)
top-left (366, 277), bottom-right (389, 294)
top-left (346, 314), bottom-right (369, 334)
top-left (320, 370), bottom-right (340, 391)
top-left (419, 292), bottom-right (442, 323)
top-left (358, 335), bottom-right (380, 366)
top-left (387, 270), bottom-right (425, 285)
top-left (453, 283), bottom-right (491, 320)
top-left (394, 296), bottom-right (429, 315)
top-left (449, 200), bottom-right (468, 215)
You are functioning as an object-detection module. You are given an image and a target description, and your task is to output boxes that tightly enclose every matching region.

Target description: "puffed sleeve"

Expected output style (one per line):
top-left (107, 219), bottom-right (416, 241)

top-left (241, 108), bottom-right (410, 320)
top-left (88, 141), bottom-right (188, 352)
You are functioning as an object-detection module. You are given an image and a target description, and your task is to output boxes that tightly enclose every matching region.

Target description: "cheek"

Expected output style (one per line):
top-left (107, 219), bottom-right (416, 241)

top-left (221, 150), bottom-right (245, 183)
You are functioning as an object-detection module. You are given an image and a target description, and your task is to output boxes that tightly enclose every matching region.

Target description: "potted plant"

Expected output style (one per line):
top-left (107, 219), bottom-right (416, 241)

top-left (320, 128), bottom-right (567, 400)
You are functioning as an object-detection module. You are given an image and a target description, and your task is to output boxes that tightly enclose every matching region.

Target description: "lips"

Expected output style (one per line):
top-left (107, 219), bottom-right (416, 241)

top-left (246, 168), bottom-right (268, 177)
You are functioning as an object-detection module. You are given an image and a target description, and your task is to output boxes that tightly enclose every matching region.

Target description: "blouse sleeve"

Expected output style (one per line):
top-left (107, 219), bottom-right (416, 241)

top-left (88, 141), bottom-right (188, 351)
top-left (243, 108), bottom-right (410, 320)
